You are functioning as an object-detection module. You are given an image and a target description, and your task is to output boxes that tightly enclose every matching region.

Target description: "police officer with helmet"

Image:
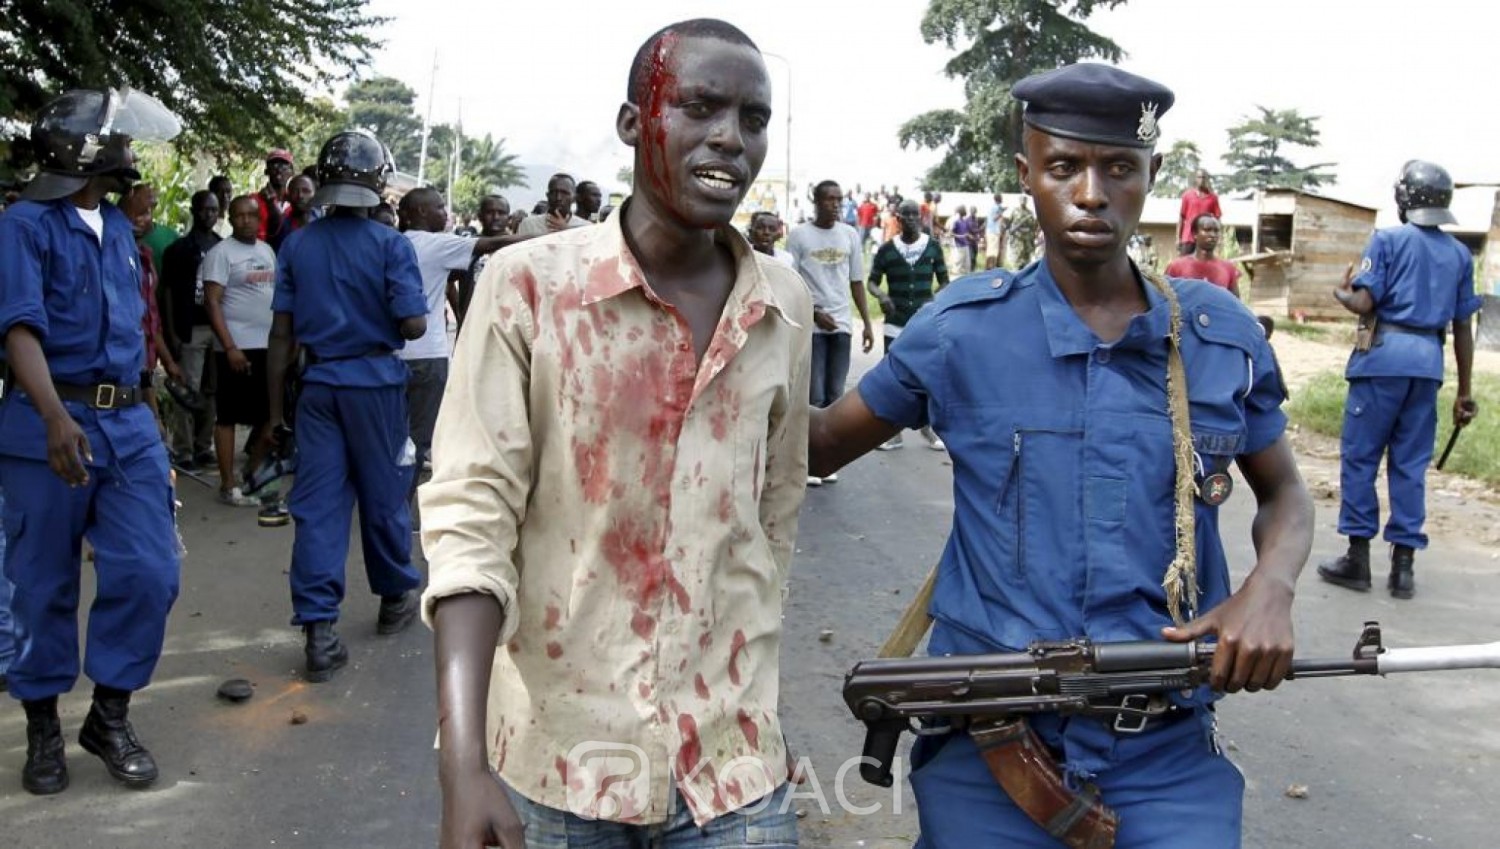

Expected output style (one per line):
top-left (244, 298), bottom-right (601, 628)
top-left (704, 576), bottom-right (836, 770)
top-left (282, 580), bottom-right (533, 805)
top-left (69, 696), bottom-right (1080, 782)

top-left (265, 129), bottom-right (428, 682)
top-left (1319, 160), bottom-right (1481, 599)
top-left (0, 88), bottom-right (184, 794)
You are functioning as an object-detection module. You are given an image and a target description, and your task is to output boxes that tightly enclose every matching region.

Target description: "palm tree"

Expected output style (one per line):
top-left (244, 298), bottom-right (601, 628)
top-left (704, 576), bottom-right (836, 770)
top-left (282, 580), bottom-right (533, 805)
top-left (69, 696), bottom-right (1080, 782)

top-left (462, 133), bottom-right (526, 191)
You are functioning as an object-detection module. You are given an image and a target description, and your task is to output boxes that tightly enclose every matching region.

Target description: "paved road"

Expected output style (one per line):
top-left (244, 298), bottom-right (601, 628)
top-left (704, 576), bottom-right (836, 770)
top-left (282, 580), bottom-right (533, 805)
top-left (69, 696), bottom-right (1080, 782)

top-left (3, 350), bottom-right (1497, 847)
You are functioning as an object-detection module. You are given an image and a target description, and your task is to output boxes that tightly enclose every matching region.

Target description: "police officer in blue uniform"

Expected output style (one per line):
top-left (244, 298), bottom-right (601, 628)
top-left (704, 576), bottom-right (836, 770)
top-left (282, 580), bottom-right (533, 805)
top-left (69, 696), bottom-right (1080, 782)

top-left (0, 88), bottom-right (184, 794)
top-left (809, 64), bottom-right (1314, 847)
top-left (1318, 161), bottom-right (1481, 599)
top-left (266, 130), bottom-right (428, 682)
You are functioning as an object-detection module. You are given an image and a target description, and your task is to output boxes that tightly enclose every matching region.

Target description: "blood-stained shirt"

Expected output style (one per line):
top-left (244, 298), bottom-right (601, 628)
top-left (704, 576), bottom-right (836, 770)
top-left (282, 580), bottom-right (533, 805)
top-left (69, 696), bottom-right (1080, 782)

top-left (418, 204), bottom-right (813, 826)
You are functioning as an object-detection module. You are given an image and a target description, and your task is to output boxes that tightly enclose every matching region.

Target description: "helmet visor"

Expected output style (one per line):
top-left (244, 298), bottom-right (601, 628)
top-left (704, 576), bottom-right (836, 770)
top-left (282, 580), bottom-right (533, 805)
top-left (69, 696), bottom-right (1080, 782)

top-left (105, 88), bottom-right (182, 143)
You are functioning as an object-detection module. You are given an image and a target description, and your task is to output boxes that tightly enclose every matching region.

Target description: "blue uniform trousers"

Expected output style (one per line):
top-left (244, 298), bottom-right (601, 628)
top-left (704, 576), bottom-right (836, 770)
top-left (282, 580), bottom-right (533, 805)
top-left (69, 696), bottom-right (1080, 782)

top-left (1337, 377), bottom-right (1439, 549)
top-left (288, 382), bottom-right (419, 624)
top-left (911, 712), bottom-right (1243, 848)
top-left (0, 449), bottom-right (180, 701)
top-left (0, 485), bottom-right (14, 678)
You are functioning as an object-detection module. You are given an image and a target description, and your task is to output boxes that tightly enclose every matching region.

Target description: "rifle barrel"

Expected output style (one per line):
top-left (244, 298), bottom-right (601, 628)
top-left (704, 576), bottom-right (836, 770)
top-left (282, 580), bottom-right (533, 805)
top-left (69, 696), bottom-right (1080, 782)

top-left (1377, 642), bottom-right (1500, 674)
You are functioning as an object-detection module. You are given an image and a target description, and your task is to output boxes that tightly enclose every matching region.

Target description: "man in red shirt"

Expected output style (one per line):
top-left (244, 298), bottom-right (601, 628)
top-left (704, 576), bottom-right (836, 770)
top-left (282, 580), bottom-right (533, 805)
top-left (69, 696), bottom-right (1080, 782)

top-left (857, 193), bottom-right (879, 246)
top-left (1177, 169), bottom-right (1221, 255)
top-left (254, 148), bottom-right (294, 242)
top-left (1165, 214), bottom-right (1241, 297)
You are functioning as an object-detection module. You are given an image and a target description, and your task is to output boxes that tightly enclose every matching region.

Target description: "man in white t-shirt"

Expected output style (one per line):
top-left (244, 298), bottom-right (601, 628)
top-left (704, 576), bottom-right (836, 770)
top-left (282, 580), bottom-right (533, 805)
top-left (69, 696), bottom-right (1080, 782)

top-left (786, 179), bottom-right (873, 485)
top-left (396, 188), bottom-right (520, 471)
top-left (201, 195), bottom-right (278, 505)
top-left (514, 173), bottom-right (593, 236)
top-left (747, 210), bottom-right (794, 266)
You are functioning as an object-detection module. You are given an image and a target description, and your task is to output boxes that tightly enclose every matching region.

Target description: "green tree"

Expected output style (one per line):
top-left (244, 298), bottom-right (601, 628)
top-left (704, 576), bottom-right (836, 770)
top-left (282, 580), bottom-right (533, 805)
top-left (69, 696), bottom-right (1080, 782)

top-left (425, 130), bottom-right (526, 199)
top-left (1220, 106), bottom-right (1337, 192)
top-left (900, 0), bottom-right (1128, 192)
top-left (346, 77), bottom-right (424, 173)
top-left (1152, 140), bottom-right (1204, 198)
top-left (617, 166), bottom-right (634, 187)
top-left (0, 0), bottom-right (383, 169)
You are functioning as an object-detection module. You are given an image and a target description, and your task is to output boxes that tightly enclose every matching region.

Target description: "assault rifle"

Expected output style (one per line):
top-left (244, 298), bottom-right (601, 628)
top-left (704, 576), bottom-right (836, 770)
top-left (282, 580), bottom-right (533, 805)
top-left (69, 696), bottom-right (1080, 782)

top-left (845, 621), bottom-right (1500, 789)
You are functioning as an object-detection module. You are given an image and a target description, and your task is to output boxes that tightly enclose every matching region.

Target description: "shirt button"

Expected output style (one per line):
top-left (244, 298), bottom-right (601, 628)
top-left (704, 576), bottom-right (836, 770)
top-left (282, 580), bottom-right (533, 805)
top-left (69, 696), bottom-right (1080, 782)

top-left (1094, 349), bottom-right (1111, 364)
top-left (678, 341), bottom-right (691, 352)
top-left (1197, 313), bottom-right (1211, 328)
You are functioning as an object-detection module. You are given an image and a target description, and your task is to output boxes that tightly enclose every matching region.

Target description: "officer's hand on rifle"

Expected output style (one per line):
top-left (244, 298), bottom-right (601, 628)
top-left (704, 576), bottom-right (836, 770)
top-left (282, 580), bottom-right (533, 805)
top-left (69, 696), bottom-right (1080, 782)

top-left (1455, 396), bottom-right (1479, 427)
top-left (1161, 573), bottom-right (1295, 694)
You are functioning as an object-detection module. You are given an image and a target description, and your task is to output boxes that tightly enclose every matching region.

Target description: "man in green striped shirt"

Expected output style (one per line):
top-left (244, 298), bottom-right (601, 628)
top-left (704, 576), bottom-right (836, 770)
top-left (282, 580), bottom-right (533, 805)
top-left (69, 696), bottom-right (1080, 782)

top-left (868, 198), bottom-right (950, 451)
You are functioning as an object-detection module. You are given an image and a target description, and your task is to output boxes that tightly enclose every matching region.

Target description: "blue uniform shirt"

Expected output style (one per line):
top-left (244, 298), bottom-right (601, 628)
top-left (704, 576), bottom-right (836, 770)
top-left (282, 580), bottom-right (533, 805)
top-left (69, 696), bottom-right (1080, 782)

top-left (1348, 223), bottom-right (1482, 381)
top-left (272, 215), bottom-right (427, 388)
top-left (860, 262), bottom-right (1287, 667)
top-left (0, 198), bottom-right (159, 465)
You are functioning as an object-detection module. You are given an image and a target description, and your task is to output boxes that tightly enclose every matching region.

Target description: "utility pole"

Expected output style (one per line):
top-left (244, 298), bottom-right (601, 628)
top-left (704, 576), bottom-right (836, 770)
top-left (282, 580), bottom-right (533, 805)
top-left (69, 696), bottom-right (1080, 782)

top-left (416, 49), bottom-right (437, 185)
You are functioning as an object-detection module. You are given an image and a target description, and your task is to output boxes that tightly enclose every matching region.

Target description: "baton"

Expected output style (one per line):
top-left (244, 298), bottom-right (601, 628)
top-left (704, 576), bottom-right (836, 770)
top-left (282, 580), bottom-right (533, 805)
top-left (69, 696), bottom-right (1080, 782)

top-left (1436, 399), bottom-right (1478, 470)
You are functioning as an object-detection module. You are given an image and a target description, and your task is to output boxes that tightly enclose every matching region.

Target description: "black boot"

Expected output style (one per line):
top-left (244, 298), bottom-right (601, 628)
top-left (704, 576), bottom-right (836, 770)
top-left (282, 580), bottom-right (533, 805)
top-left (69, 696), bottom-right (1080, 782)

top-left (1389, 545), bottom-right (1416, 600)
top-left (22, 697), bottom-right (68, 795)
top-left (1317, 536), bottom-right (1372, 591)
top-left (376, 590), bottom-right (420, 636)
top-left (304, 621), bottom-right (349, 682)
top-left (78, 687), bottom-right (158, 788)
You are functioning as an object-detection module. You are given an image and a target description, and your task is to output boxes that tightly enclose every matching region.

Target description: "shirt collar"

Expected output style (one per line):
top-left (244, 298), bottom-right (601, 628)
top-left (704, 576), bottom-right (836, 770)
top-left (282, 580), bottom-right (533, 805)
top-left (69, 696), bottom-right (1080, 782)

top-left (581, 199), bottom-right (799, 328)
top-left (1034, 259), bottom-right (1172, 358)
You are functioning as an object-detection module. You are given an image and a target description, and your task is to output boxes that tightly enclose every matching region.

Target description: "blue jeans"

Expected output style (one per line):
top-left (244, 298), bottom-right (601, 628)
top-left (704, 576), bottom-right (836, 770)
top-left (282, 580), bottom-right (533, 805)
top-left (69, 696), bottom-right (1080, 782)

top-left (504, 781), bottom-right (798, 848)
top-left (809, 332), bottom-right (851, 408)
top-left (0, 485), bottom-right (14, 678)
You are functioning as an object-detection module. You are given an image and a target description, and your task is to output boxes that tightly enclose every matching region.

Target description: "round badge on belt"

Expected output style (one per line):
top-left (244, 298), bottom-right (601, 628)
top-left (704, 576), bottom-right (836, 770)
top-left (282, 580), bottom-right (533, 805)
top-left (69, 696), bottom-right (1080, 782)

top-left (1198, 472), bottom-right (1233, 506)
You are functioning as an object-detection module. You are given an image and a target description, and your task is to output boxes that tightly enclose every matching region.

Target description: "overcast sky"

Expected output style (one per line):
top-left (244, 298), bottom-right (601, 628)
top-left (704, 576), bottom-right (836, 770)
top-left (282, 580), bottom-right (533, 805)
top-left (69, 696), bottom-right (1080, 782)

top-left (361, 0), bottom-right (1500, 211)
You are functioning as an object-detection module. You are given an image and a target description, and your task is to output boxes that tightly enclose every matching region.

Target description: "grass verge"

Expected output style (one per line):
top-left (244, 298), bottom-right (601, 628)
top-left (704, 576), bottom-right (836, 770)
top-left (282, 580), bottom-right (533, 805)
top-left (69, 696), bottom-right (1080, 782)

top-left (1287, 370), bottom-right (1500, 486)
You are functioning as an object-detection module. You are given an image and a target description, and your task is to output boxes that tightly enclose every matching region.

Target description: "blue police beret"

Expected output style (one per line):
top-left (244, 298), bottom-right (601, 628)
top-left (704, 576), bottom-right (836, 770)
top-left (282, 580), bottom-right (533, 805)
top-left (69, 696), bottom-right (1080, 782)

top-left (1011, 63), bottom-right (1175, 149)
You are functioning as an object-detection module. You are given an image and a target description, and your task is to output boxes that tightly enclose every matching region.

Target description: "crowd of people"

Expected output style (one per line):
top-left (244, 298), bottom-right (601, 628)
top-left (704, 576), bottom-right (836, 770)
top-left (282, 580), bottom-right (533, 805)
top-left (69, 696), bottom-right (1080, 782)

top-left (0, 16), bottom-right (1481, 849)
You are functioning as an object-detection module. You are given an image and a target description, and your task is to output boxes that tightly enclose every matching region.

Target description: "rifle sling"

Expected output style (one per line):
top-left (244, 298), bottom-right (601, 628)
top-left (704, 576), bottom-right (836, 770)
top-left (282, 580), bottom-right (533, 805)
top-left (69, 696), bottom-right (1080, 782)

top-left (970, 717), bottom-right (1119, 849)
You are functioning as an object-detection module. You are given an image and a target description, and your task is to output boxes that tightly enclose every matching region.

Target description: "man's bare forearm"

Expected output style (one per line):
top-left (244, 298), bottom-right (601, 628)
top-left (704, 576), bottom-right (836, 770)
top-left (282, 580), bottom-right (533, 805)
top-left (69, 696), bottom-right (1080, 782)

top-left (1453, 317), bottom-right (1474, 398)
top-left (1242, 438), bottom-right (1314, 594)
top-left (266, 313), bottom-right (294, 426)
top-left (433, 593), bottom-right (504, 777)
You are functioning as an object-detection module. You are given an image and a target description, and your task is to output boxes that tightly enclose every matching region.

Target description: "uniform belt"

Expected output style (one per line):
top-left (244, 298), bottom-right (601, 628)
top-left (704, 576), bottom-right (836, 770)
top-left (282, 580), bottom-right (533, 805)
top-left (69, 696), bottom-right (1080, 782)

top-left (53, 382), bottom-right (145, 410)
top-left (1377, 322), bottom-right (1443, 339)
top-left (303, 347), bottom-right (394, 366)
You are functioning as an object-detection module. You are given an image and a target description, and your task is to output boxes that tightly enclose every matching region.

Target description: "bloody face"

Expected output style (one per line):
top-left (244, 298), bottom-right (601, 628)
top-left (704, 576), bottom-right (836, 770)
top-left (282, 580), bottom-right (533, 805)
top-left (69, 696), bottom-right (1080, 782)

top-left (813, 183), bottom-right (841, 227)
top-left (286, 175), bottom-right (315, 213)
top-left (120, 187), bottom-right (155, 239)
top-left (1016, 130), bottom-right (1157, 268)
top-left (630, 34), bottom-right (771, 230)
top-left (229, 197), bottom-right (259, 242)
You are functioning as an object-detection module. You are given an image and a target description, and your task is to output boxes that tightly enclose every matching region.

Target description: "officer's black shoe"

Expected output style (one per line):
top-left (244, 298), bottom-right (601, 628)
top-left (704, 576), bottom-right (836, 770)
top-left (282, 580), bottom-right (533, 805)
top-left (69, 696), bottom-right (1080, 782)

top-left (1317, 536), bottom-right (1372, 591)
top-left (376, 590), bottom-right (420, 636)
top-left (22, 698), bottom-right (68, 795)
top-left (303, 621), bottom-right (349, 683)
top-left (1389, 545), bottom-right (1416, 600)
top-left (78, 691), bottom-right (158, 788)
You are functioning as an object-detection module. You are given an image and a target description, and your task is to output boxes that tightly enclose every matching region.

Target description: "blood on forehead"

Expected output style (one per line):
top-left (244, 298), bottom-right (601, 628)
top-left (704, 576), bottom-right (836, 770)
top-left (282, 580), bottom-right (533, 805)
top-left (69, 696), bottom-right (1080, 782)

top-left (640, 31), bottom-right (680, 201)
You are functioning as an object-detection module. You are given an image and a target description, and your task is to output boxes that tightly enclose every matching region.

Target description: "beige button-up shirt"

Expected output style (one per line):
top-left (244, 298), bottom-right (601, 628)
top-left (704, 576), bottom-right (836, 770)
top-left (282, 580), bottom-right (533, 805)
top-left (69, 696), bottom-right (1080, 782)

top-left (419, 207), bottom-right (812, 826)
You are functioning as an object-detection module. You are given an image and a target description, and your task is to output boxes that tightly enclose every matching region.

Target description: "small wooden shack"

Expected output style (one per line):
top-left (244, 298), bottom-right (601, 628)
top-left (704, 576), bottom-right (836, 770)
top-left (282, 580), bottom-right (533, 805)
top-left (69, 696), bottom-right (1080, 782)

top-left (1244, 189), bottom-right (1377, 321)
